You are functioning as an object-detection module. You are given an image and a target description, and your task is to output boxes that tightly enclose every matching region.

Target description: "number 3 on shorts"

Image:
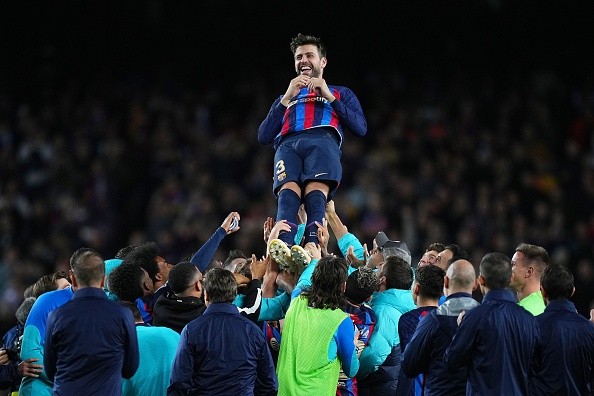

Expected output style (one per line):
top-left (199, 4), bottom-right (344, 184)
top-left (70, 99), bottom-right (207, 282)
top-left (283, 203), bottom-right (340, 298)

top-left (275, 160), bottom-right (285, 175)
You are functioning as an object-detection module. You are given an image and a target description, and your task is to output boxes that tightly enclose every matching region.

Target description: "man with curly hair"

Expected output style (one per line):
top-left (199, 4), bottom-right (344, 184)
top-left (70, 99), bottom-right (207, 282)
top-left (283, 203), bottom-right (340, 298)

top-left (259, 33), bottom-right (367, 274)
top-left (338, 267), bottom-right (378, 396)
top-left (277, 256), bottom-right (359, 394)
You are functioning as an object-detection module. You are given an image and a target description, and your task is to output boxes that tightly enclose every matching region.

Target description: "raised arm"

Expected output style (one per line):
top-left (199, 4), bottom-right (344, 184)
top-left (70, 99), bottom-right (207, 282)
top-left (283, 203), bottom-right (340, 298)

top-left (190, 212), bottom-right (240, 272)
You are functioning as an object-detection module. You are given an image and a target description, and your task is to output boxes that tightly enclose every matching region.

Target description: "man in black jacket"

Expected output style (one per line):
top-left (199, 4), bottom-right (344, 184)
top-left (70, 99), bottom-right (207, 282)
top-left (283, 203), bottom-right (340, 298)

top-left (153, 261), bottom-right (206, 333)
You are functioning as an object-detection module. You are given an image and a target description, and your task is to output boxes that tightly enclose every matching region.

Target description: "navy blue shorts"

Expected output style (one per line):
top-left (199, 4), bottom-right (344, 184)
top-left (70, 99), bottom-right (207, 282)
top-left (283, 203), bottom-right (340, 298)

top-left (272, 129), bottom-right (342, 199)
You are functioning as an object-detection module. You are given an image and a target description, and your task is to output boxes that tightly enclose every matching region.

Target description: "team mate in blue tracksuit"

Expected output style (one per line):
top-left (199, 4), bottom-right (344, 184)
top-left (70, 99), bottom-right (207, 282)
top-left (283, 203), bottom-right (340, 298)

top-left (530, 264), bottom-right (594, 395)
top-left (258, 33), bottom-right (367, 263)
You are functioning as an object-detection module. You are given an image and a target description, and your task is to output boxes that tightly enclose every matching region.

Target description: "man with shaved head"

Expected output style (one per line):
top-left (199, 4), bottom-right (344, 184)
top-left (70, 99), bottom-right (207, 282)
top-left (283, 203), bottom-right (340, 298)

top-left (402, 259), bottom-right (480, 395)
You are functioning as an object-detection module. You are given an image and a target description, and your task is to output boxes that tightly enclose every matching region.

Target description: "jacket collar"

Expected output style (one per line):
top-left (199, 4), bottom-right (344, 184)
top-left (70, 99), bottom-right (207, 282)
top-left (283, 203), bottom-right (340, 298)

top-left (72, 287), bottom-right (109, 300)
top-left (544, 299), bottom-right (577, 313)
top-left (204, 302), bottom-right (240, 315)
top-left (482, 288), bottom-right (516, 304)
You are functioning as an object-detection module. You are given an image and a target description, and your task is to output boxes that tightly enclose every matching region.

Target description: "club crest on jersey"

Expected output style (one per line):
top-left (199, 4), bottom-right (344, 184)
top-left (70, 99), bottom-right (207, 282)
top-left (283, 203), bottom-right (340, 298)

top-left (277, 172), bottom-right (286, 182)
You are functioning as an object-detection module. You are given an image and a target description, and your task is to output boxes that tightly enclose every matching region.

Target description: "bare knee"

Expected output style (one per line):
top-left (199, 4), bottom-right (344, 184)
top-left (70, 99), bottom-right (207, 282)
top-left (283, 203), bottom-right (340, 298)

top-left (304, 181), bottom-right (329, 197)
top-left (279, 182), bottom-right (302, 198)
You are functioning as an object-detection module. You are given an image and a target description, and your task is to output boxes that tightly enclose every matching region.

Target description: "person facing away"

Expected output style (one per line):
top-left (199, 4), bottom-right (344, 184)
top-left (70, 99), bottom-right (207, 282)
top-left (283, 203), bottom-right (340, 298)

top-left (338, 267), bottom-right (379, 396)
top-left (258, 32), bottom-right (367, 270)
top-left (118, 301), bottom-right (180, 396)
top-left (277, 255), bottom-right (359, 395)
top-left (19, 248), bottom-right (89, 396)
top-left (397, 264), bottom-right (445, 396)
top-left (509, 243), bottom-right (549, 316)
top-left (43, 248), bottom-right (139, 395)
top-left (401, 259), bottom-right (479, 396)
top-left (168, 268), bottom-right (277, 396)
top-left (444, 252), bottom-right (540, 396)
top-left (530, 264), bottom-right (594, 395)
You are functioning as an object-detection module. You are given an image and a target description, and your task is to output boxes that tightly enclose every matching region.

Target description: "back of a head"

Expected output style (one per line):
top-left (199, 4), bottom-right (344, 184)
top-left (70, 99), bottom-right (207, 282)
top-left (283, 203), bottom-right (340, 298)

top-left (540, 264), bottom-right (574, 301)
top-left (70, 248), bottom-right (104, 287)
top-left (308, 256), bottom-right (348, 310)
top-left (345, 267), bottom-right (379, 305)
top-left (123, 242), bottom-right (160, 284)
top-left (168, 261), bottom-right (200, 295)
top-left (118, 300), bottom-right (143, 323)
top-left (108, 263), bottom-right (145, 302)
top-left (204, 268), bottom-right (237, 304)
top-left (382, 256), bottom-right (414, 290)
top-left (415, 265), bottom-right (446, 299)
top-left (15, 296), bottom-right (37, 325)
top-left (115, 245), bottom-right (138, 260)
top-left (515, 243), bottom-right (550, 277)
top-left (447, 259), bottom-right (477, 292)
top-left (479, 252), bottom-right (512, 290)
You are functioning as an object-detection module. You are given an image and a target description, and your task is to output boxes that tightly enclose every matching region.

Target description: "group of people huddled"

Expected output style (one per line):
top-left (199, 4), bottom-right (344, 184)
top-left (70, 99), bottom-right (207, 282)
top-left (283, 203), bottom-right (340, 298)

top-left (1, 201), bottom-right (593, 396)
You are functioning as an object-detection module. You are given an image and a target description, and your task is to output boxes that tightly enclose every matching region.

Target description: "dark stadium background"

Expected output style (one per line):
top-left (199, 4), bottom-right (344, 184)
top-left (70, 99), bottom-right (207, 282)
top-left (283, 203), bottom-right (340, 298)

top-left (1, 1), bottom-right (594, 335)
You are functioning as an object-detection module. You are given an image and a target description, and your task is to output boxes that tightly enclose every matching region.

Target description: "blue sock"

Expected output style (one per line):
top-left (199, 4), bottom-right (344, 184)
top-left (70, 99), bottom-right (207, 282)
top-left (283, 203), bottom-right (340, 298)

top-left (304, 190), bottom-right (327, 245)
top-left (276, 189), bottom-right (301, 245)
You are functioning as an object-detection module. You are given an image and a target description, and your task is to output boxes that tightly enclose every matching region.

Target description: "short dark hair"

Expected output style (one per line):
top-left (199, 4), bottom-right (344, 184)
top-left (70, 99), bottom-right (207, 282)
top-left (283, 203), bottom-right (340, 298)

top-left (118, 300), bottom-right (142, 322)
top-left (223, 250), bottom-right (247, 270)
top-left (290, 33), bottom-right (327, 58)
top-left (444, 244), bottom-right (469, 268)
top-left (382, 256), bottom-right (413, 290)
top-left (122, 242), bottom-right (160, 283)
top-left (415, 265), bottom-right (446, 299)
top-left (108, 263), bottom-right (145, 302)
top-left (479, 252), bottom-right (512, 290)
top-left (115, 245), bottom-right (138, 260)
top-left (426, 242), bottom-right (445, 253)
top-left (345, 267), bottom-right (379, 305)
top-left (70, 248), bottom-right (104, 286)
top-left (515, 243), bottom-right (549, 274)
top-left (204, 268), bottom-right (237, 304)
top-left (305, 256), bottom-right (348, 310)
top-left (169, 261), bottom-right (200, 294)
top-left (31, 271), bottom-right (70, 298)
top-left (69, 247), bottom-right (97, 267)
top-left (541, 265), bottom-right (574, 300)
top-left (15, 297), bottom-right (36, 325)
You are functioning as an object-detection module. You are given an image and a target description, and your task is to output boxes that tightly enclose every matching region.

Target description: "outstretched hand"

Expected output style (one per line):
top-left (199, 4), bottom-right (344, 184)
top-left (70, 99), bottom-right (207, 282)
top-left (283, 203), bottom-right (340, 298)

top-left (346, 245), bottom-right (365, 268)
top-left (315, 219), bottom-right (329, 256)
top-left (250, 254), bottom-right (268, 281)
top-left (221, 212), bottom-right (240, 235)
top-left (267, 220), bottom-right (291, 246)
top-left (263, 217), bottom-right (274, 244)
